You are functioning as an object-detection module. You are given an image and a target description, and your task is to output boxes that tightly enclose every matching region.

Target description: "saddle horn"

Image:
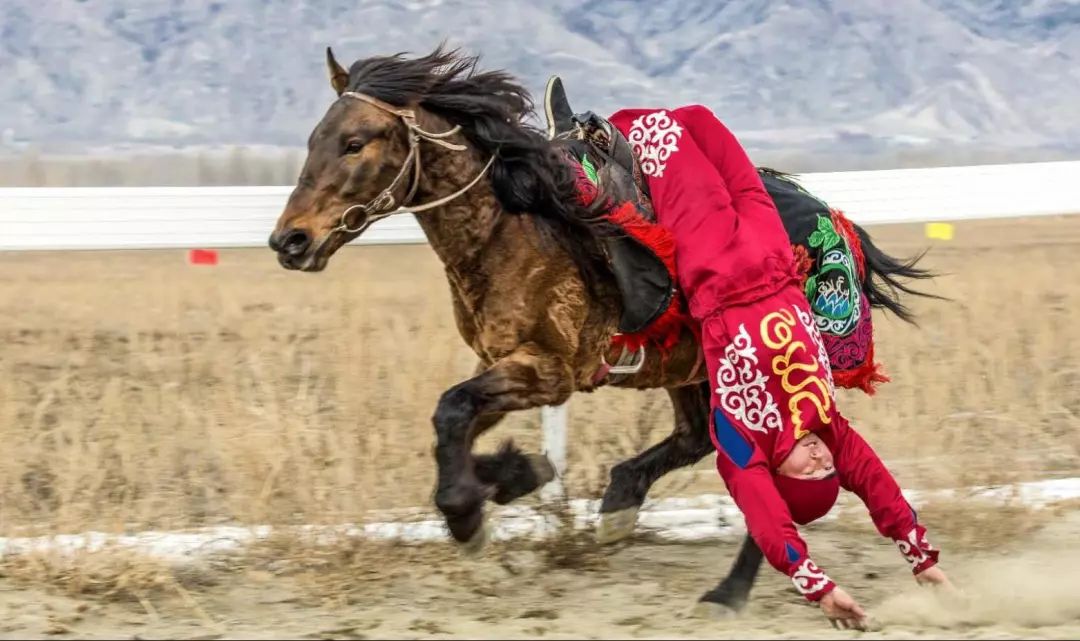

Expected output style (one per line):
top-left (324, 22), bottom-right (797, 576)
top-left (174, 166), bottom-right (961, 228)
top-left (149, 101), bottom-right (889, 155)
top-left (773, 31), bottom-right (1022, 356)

top-left (544, 76), bottom-right (576, 140)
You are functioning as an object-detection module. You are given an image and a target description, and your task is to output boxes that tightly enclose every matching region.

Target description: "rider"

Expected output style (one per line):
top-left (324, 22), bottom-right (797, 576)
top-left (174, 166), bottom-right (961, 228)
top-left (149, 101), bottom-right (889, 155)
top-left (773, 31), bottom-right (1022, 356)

top-left (598, 104), bottom-right (952, 627)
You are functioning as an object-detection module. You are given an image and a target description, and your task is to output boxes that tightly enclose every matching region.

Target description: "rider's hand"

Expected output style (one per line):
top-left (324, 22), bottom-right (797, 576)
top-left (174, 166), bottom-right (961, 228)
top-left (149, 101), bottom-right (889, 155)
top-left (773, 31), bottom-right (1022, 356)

top-left (819, 586), bottom-right (871, 630)
top-left (915, 565), bottom-right (954, 591)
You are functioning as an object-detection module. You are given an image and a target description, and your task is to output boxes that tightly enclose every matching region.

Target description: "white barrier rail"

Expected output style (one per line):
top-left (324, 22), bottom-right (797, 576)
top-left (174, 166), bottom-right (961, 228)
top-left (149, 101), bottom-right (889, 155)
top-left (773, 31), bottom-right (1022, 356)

top-left (3, 477), bottom-right (1079, 559)
top-left (2, 161), bottom-right (1079, 251)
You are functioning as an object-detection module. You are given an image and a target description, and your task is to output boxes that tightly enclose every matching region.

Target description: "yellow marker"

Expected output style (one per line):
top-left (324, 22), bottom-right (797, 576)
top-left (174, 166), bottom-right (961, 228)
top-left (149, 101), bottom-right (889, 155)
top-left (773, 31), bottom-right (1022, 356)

top-left (925, 222), bottom-right (954, 240)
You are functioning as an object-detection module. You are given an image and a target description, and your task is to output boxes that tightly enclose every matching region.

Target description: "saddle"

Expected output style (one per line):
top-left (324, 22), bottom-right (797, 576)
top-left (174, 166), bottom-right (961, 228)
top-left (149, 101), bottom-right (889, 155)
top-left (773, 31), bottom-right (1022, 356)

top-left (543, 76), bottom-right (673, 338)
top-left (543, 77), bottom-right (836, 334)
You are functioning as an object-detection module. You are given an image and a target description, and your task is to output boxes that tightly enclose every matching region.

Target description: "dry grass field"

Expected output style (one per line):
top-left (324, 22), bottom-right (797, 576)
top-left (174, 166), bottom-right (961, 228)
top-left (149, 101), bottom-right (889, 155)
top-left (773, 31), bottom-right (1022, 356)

top-left (1, 213), bottom-right (1079, 638)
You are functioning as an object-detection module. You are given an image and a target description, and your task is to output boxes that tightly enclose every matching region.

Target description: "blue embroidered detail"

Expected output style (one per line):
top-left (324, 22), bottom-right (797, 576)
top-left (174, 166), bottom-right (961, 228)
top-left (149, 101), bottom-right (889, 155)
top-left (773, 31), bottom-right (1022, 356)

top-left (786, 543), bottom-right (800, 564)
top-left (713, 409), bottom-right (752, 468)
top-left (815, 290), bottom-right (852, 318)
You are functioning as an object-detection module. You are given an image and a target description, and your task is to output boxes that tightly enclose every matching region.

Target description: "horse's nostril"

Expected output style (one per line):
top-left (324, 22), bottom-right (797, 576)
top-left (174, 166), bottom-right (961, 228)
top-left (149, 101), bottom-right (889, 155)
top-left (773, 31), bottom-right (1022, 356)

top-left (282, 229), bottom-right (311, 256)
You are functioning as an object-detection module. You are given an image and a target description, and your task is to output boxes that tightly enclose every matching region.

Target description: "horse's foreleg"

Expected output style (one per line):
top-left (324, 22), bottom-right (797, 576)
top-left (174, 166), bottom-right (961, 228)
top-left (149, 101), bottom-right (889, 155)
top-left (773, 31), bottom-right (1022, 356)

top-left (473, 434), bottom-right (557, 505)
top-left (465, 360), bottom-right (557, 508)
top-left (432, 345), bottom-right (571, 547)
top-left (596, 381), bottom-right (714, 543)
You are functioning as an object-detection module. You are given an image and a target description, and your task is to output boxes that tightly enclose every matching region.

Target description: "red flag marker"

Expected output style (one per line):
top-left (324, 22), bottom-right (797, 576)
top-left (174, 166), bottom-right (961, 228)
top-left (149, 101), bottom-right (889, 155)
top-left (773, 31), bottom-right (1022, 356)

top-left (188, 249), bottom-right (219, 266)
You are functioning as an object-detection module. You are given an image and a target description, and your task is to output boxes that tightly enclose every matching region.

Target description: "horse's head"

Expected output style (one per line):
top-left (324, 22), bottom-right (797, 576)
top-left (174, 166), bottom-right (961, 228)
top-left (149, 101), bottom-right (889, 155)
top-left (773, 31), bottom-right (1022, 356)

top-left (269, 48), bottom-right (435, 271)
top-left (269, 44), bottom-right (614, 299)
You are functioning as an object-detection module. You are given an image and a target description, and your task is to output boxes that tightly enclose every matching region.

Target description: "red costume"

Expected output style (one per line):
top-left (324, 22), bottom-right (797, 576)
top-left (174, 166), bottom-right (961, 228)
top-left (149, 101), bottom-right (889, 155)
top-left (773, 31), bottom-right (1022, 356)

top-left (607, 105), bottom-right (939, 601)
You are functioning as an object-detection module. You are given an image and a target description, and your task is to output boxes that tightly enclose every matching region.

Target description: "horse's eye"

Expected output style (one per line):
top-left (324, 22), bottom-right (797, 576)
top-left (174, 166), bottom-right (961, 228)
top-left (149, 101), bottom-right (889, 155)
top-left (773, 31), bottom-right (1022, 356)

top-left (344, 140), bottom-right (364, 155)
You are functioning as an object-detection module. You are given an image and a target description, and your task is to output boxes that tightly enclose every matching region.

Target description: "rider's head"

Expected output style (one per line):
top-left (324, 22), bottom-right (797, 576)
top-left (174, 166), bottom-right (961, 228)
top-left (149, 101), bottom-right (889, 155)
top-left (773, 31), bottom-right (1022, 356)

top-left (775, 433), bottom-right (840, 524)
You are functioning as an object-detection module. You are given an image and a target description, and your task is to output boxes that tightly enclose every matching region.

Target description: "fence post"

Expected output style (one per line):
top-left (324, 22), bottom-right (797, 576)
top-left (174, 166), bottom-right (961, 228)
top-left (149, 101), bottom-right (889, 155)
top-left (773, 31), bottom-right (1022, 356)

top-left (540, 403), bottom-right (568, 502)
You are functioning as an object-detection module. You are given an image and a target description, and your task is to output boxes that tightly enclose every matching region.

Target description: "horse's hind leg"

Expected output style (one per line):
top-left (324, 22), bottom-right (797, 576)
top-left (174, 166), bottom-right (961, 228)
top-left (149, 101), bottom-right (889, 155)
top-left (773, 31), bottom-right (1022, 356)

top-left (597, 380), bottom-right (765, 613)
top-left (596, 381), bottom-right (714, 543)
top-left (432, 345), bottom-right (571, 550)
top-left (696, 533), bottom-right (764, 615)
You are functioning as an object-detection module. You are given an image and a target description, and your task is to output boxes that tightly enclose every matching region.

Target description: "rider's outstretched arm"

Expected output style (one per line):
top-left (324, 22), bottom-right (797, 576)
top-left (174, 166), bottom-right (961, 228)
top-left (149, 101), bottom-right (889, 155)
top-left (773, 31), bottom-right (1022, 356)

top-left (829, 416), bottom-right (940, 575)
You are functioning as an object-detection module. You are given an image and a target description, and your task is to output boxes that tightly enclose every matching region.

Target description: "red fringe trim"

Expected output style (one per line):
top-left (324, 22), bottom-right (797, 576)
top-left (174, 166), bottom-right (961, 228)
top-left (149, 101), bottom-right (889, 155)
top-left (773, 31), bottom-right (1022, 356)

top-left (603, 202), bottom-right (695, 357)
top-left (832, 342), bottom-right (891, 395)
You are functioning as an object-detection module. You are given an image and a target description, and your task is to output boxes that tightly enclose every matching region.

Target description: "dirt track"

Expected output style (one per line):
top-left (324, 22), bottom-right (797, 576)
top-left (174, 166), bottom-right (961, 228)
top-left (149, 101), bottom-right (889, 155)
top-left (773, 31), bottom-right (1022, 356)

top-left (4, 508), bottom-right (1080, 640)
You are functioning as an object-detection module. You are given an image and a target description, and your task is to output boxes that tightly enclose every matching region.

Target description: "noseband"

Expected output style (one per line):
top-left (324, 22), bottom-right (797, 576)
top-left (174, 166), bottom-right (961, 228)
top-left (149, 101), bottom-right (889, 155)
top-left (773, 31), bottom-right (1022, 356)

top-left (332, 91), bottom-right (496, 236)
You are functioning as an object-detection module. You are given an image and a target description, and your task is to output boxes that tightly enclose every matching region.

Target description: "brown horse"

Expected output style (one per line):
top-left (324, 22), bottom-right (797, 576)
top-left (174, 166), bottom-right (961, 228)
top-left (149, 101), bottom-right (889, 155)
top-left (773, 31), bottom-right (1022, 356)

top-left (269, 45), bottom-right (937, 612)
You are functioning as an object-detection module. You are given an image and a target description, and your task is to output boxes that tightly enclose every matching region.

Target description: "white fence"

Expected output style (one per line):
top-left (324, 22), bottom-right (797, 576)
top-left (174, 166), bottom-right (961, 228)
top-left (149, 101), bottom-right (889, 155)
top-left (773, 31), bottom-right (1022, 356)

top-left (2, 160), bottom-right (1080, 503)
top-left (2, 160), bottom-right (1079, 251)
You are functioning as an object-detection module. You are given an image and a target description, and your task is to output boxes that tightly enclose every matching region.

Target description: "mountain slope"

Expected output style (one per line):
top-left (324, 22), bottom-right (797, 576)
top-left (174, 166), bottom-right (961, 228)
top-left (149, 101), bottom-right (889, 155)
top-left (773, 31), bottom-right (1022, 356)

top-left (1, 0), bottom-right (1077, 155)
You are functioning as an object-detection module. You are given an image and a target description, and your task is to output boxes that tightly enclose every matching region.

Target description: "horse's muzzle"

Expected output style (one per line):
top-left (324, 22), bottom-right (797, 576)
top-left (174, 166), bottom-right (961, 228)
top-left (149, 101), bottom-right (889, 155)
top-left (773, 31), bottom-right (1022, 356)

top-left (269, 228), bottom-right (314, 270)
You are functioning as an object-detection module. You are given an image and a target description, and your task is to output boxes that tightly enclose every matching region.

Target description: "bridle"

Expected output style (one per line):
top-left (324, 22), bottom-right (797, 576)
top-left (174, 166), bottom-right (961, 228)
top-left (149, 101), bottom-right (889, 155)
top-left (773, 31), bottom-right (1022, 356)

top-left (330, 91), bottom-right (496, 236)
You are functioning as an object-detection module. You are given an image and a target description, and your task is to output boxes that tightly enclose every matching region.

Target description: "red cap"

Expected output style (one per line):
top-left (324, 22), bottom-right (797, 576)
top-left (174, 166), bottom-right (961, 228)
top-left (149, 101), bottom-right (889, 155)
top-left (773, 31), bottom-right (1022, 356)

top-left (774, 474), bottom-right (840, 525)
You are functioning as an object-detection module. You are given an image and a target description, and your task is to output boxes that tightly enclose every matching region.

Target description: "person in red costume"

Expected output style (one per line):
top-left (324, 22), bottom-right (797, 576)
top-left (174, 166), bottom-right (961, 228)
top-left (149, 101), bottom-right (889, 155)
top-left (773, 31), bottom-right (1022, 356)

top-left (605, 105), bottom-right (953, 629)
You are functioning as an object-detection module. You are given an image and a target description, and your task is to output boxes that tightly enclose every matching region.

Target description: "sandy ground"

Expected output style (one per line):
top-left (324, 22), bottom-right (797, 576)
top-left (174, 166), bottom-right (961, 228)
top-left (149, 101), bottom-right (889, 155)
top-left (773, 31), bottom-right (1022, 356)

top-left (3, 507), bottom-right (1080, 640)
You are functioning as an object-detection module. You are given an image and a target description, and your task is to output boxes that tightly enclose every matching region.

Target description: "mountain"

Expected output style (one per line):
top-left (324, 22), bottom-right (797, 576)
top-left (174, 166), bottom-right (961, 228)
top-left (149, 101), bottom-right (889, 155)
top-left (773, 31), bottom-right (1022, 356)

top-left (2, 0), bottom-right (1078, 159)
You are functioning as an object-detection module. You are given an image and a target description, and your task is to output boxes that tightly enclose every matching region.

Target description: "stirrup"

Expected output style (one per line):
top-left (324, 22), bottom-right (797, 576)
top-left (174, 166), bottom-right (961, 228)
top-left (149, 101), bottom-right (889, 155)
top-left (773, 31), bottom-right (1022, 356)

top-left (602, 342), bottom-right (646, 375)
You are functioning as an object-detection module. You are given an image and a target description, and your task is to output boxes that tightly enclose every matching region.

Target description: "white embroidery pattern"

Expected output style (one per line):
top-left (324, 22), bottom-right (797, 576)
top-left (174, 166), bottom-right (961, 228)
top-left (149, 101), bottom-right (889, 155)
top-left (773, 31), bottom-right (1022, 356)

top-left (791, 558), bottom-right (832, 596)
top-left (715, 324), bottom-right (782, 434)
top-left (626, 110), bottom-right (683, 178)
top-left (895, 527), bottom-right (934, 567)
top-left (793, 303), bottom-right (836, 398)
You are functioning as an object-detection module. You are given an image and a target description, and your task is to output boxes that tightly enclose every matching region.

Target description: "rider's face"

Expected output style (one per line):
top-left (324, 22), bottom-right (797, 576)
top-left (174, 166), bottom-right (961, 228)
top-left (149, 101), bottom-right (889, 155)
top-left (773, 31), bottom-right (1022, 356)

top-left (778, 433), bottom-right (835, 480)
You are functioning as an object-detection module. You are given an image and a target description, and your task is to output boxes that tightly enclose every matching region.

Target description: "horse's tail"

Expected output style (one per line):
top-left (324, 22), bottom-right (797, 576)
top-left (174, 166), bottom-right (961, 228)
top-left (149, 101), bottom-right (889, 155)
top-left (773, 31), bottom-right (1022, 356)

top-left (852, 223), bottom-right (948, 325)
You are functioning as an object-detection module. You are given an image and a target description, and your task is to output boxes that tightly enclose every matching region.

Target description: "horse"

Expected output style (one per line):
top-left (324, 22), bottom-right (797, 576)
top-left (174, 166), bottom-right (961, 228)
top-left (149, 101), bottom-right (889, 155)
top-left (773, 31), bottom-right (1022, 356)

top-left (268, 45), bottom-right (938, 613)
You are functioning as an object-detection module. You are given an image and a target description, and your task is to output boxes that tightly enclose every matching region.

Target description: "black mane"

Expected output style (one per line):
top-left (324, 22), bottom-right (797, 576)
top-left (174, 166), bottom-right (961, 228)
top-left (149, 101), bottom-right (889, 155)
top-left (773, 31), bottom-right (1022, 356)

top-left (346, 45), bottom-right (617, 294)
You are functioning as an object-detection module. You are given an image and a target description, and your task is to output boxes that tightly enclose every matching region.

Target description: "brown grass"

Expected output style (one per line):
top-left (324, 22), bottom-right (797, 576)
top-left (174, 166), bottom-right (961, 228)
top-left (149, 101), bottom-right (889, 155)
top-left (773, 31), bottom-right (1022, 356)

top-left (0, 546), bottom-right (228, 625)
top-left (0, 214), bottom-right (1078, 543)
top-left (240, 531), bottom-right (448, 609)
top-left (0, 547), bottom-right (178, 603)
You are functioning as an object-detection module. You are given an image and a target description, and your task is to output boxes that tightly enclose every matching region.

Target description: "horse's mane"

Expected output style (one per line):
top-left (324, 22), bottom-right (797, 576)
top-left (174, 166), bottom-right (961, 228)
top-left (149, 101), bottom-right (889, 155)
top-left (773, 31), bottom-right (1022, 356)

top-left (345, 45), bottom-right (616, 294)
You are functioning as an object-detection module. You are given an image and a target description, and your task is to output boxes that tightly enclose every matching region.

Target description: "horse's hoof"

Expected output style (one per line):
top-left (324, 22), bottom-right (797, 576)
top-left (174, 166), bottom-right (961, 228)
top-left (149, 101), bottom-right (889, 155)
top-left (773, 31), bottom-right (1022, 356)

top-left (595, 506), bottom-right (639, 544)
top-left (690, 600), bottom-right (740, 621)
top-left (437, 482), bottom-right (486, 526)
top-left (458, 513), bottom-right (491, 557)
top-left (526, 453), bottom-right (557, 486)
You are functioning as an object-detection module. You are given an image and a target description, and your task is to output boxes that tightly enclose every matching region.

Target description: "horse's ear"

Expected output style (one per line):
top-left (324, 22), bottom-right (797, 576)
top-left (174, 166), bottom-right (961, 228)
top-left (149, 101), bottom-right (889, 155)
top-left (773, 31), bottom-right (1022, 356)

top-left (326, 46), bottom-right (349, 96)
